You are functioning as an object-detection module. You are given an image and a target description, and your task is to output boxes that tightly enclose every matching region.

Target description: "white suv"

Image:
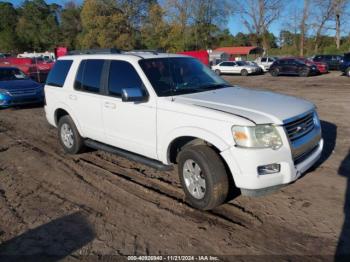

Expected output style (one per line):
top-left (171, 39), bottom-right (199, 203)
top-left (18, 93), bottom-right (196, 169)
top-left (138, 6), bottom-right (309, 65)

top-left (44, 50), bottom-right (323, 210)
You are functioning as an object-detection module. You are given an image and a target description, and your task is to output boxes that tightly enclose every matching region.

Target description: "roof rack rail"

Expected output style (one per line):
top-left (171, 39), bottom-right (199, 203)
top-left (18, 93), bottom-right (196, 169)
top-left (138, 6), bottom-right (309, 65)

top-left (125, 49), bottom-right (166, 55)
top-left (67, 48), bottom-right (121, 55)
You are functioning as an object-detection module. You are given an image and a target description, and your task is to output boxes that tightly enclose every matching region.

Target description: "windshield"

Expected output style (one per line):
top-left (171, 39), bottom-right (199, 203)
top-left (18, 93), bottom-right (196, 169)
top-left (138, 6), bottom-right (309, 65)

top-left (0, 68), bottom-right (28, 81)
top-left (139, 57), bottom-right (230, 97)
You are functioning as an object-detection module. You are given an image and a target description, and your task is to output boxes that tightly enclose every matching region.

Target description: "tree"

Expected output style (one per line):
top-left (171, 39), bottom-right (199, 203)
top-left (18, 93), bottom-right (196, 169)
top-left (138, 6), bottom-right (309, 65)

top-left (59, 1), bottom-right (82, 49)
top-left (191, 0), bottom-right (232, 49)
top-left (16, 0), bottom-right (60, 51)
top-left (300, 0), bottom-right (309, 56)
top-left (140, 3), bottom-right (169, 49)
top-left (0, 2), bottom-right (19, 52)
top-left (332, 0), bottom-right (349, 49)
top-left (310, 0), bottom-right (335, 53)
top-left (78, 0), bottom-right (134, 49)
top-left (234, 0), bottom-right (286, 51)
top-left (164, 0), bottom-right (193, 51)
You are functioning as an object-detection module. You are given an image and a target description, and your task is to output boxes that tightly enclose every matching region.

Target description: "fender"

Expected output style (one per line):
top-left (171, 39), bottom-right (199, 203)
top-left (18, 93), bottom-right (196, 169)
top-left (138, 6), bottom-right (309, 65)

top-left (159, 126), bottom-right (230, 164)
top-left (54, 102), bottom-right (85, 138)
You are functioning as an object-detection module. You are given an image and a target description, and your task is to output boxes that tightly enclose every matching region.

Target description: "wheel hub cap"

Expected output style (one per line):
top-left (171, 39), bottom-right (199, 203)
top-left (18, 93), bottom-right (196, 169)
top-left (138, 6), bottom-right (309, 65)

top-left (61, 123), bottom-right (74, 148)
top-left (183, 159), bottom-right (206, 199)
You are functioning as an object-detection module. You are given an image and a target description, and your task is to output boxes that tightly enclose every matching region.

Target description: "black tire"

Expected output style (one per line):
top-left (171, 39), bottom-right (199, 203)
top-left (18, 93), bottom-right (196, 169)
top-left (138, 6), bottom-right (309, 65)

top-left (346, 68), bottom-right (350, 77)
top-left (270, 68), bottom-right (279, 77)
top-left (58, 115), bottom-right (84, 154)
top-left (178, 145), bottom-right (229, 210)
top-left (215, 69), bottom-right (221, 75)
top-left (241, 69), bottom-right (248, 76)
top-left (299, 68), bottom-right (309, 77)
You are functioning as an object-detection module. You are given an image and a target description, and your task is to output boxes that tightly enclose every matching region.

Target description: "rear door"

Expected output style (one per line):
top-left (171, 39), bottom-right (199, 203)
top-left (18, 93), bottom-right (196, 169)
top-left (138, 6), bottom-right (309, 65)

top-left (218, 62), bottom-right (231, 73)
top-left (68, 59), bottom-right (105, 141)
top-left (101, 60), bottom-right (157, 159)
top-left (230, 62), bottom-right (240, 73)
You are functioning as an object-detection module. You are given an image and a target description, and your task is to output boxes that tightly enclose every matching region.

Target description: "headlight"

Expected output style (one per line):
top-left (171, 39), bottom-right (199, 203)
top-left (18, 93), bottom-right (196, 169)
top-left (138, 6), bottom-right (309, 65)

top-left (232, 125), bottom-right (283, 150)
top-left (0, 88), bottom-right (9, 95)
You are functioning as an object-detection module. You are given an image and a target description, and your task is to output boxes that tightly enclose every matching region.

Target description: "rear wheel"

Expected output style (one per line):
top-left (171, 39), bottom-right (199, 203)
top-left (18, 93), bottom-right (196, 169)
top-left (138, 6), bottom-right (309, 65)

top-left (270, 68), bottom-right (279, 77)
top-left (178, 145), bottom-right (229, 210)
top-left (241, 69), bottom-right (248, 76)
top-left (58, 115), bottom-right (85, 154)
top-left (215, 69), bottom-right (221, 75)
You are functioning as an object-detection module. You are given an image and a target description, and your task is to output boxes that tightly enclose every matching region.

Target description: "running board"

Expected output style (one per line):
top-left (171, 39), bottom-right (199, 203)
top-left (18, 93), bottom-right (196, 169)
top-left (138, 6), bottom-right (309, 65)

top-left (84, 139), bottom-right (173, 171)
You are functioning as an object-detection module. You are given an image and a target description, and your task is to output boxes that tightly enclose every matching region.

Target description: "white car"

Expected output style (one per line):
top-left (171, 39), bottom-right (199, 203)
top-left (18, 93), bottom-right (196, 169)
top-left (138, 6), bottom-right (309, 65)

top-left (211, 61), bottom-right (261, 76)
top-left (45, 50), bottom-right (323, 210)
top-left (255, 57), bottom-right (277, 72)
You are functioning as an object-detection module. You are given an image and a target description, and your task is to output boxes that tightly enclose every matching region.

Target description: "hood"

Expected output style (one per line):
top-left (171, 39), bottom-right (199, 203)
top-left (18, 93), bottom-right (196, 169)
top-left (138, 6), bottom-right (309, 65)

top-left (174, 87), bottom-right (315, 125)
top-left (0, 79), bottom-right (41, 90)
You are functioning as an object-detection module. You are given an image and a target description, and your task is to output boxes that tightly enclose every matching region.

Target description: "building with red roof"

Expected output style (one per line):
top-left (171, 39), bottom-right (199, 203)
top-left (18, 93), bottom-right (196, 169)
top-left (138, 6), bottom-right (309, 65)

top-left (214, 46), bottom-right (263, 60)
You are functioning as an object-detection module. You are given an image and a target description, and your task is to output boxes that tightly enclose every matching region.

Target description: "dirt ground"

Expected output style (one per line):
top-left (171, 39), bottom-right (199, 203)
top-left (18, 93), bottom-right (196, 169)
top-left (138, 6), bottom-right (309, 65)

top-left (0, 71), bottom-right (349, 261)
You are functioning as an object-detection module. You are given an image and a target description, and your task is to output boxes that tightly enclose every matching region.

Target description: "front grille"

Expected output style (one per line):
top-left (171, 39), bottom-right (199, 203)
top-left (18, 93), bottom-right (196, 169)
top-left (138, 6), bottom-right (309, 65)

top-left (294, 144), bottom-right (319, 165)
top-left (284, 112), bottom-right (315, 142)
top-left (8, 88), bottom-right (37, 96)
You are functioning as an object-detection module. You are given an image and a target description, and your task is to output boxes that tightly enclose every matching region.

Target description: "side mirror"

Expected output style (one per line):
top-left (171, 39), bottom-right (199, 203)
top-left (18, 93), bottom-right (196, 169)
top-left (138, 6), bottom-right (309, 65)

top-left (121, 88), bottom-right (146, 102)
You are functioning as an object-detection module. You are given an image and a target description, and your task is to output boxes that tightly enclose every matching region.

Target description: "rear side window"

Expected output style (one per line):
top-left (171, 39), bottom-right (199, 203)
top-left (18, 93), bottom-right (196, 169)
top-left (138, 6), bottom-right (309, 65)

top-left (220, 62), bottom-right (230, 66)
top-left (261, 58), bottom-right (267, 62)
top-left (74, 59), bottom-right (104, 93)
top-left (108, 60), bottom-right (143, 97)
top-left (46, 60), bottom-right (73, 87)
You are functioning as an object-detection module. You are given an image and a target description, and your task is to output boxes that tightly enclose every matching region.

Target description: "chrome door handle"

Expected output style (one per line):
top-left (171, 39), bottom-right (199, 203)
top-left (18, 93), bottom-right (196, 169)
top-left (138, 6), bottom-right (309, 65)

top-left (69, 94), bottom-right (77, 100)
top-left (104, 102), bottom-right (116, 109)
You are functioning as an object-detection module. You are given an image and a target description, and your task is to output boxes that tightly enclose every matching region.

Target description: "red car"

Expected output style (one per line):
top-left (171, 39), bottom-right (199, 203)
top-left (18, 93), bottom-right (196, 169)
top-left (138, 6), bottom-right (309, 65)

top-left (295, 57), bottom-right (329, 74)
top-left (0, 57), bottom-right (54, 82)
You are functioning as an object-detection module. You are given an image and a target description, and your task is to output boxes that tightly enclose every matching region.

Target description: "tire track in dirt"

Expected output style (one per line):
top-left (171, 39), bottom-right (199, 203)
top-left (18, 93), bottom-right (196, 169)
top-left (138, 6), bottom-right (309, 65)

top-left (2, 118), bottom-right (264, 231)
top-left (0, 107), bottom-right (338, 255)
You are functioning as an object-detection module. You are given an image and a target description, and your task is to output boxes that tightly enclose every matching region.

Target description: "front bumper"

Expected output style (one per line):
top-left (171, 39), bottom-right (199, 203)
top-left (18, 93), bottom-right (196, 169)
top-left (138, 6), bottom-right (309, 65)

top-left (220, 137), bottom-right (323, 195)
top-left (0, 94), bottom-right (44, 107)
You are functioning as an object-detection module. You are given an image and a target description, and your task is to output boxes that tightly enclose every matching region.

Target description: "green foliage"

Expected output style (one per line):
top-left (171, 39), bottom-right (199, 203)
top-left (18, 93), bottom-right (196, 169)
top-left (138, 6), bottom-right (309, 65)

top-left (140, 3), bottom-right (169, 50)
top-left (0, 0), bottom-right (348, 55)
top-left (59, 2), bottom-right (82, 49)
top-left (0, 2), bottom-right (19, 52)
top-left (16, 0), bottom-right (60, 51)
top-left (78, 0), bottom-right (136, 49)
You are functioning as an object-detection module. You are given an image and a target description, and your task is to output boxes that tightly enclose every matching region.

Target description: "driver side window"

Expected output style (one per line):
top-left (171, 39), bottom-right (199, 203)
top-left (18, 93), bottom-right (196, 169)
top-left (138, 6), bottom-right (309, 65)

top-left (108, 60), bottom-right (144, 97)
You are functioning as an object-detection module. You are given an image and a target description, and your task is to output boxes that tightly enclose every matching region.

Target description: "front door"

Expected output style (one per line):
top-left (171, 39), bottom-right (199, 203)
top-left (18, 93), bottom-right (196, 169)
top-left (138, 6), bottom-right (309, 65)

top-left (101, 60), bottom-right (157, 159)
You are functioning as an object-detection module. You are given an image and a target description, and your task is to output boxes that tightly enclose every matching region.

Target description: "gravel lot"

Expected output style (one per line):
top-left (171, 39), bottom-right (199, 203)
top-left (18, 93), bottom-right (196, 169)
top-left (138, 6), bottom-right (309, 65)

top-left (0, 71), bottom-right (349, 261)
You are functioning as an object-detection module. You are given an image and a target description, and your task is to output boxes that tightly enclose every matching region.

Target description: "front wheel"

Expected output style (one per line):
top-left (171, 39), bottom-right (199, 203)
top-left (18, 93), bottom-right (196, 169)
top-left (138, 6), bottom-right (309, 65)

top-left (178, 145), bottom-right (229, 210)
top-left (299, 68), bottom-right (309, 77)
top-left (215, 69), bottom-right (221, 75)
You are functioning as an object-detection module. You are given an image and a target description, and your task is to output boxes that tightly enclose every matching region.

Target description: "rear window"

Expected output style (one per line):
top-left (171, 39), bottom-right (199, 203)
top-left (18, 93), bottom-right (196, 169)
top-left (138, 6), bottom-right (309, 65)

top-left (344, 53), bottom-right (350, 60)
top-left (74, 59), bottom-right (104, 93)
top-left (46, 60), bottom-right (73, 87)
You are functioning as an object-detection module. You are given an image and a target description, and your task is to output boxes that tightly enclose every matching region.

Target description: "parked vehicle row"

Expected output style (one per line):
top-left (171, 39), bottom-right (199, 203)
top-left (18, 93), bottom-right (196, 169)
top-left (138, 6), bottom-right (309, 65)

top-left (211, 56), bottom-right (333, 77)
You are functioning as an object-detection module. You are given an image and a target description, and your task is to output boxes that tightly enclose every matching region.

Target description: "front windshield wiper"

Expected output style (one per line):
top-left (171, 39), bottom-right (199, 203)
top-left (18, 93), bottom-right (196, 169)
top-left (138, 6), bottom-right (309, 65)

top-left (160, 83), bottom-right (230, 97)
top-left (197, 83), bottom-right (231, 91)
